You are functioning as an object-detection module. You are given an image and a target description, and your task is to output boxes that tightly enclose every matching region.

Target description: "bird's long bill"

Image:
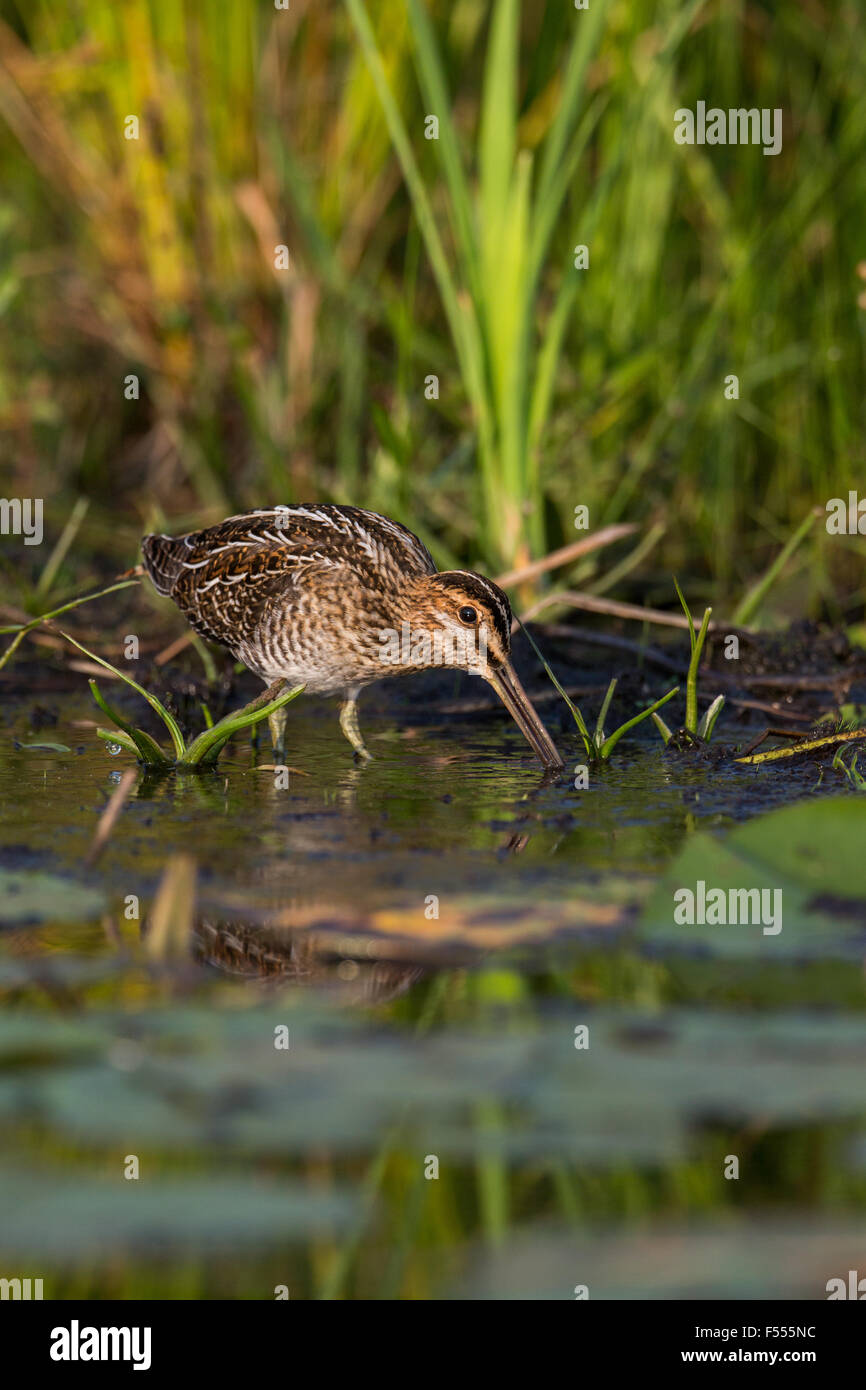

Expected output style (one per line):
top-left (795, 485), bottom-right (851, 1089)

top-left (485, 661), bottom-right (563, 770)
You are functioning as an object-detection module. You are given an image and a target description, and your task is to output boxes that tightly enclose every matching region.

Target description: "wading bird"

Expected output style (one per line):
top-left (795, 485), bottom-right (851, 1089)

top-left (141, 505), bottom-right (562, 768)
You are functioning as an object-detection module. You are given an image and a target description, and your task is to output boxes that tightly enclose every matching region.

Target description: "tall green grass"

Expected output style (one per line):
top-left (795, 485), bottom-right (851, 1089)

top-left (0, 0), bottom-right (864, 609)
top-left (347, 0), bottom-right (610, 571)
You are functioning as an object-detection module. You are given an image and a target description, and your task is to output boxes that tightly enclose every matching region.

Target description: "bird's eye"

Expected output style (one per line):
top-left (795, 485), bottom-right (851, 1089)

top-left (458, 605), bottom-right (478, 625)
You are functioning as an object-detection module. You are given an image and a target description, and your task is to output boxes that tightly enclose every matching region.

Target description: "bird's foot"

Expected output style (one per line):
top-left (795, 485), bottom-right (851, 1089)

top-left (268, 706), bottom-right (289, 760)
top-left (339, 697), bottom-right (372, 763)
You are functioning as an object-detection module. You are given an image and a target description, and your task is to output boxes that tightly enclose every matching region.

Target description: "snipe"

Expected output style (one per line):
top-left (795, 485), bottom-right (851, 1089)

top-left (141, 505), bottom-right (562, 768)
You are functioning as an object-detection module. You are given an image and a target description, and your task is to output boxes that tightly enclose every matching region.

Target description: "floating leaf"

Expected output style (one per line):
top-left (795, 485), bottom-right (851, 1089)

top-left (2, 1003), bottom-right (865, 1165)
top-left (17, 742), bottom-right (71, 753)
top-left (89, 680), bottom-right (173, 766)
top-left (0, 869), bottom-right (104, 927)
top-left (181, 682), bottom-right (304, 766)
top-left (456, 1218), bottom-right (866, 1300)
top-left (0, 1170), bottom-right (355, 1259)
top-left (641, 797), bottom-right (866, 958)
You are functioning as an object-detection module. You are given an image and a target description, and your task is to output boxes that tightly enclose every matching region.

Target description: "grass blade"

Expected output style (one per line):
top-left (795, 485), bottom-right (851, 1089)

top-left (698, 693), bottom-right (725, 740)
top-left (479, 0), bottom-right (518, 249)
top-left (599, 686), bottom-right (680, 759)
top-left (182, 682), bottom-right (305, 766)
top-left (343, 0), bottom-right (466, 378)
top-left (35, 497), bottom-right (90, 599)
top-left (0, 578), bottom-right (140, 671)
top-left (89, 679), bottom-right (173, 766)
top-left (594, 677), bottom-right (617, 746)
top-left (516, 616), bottom-right (593, 757)
top-left (732, 510), bottom-right (819, 627)
top-left (673, 580), bottom-right (711, 734)
top-left (58, 632), bottom-right (187, 760)
top-left (536, 0), bottom-right (607, 216)
top-left (406, 0), bottom-right (481, 302)
top-left (652, 711), bottom-right (673, 745)
top-left (95, 729), bottom-right (141, 757)
top-left (686, 607), bottom-right (712, 735)
top-left (673, 576), bottom-right (697, 657)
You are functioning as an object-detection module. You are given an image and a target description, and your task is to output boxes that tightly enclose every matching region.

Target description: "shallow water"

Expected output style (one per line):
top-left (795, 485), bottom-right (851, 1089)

top-left (2, 683), bottom-right (865, 1299)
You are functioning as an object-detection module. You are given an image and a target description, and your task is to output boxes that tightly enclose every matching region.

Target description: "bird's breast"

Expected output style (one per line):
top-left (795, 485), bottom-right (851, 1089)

top-left (243, 580), bottom-right (401, 693)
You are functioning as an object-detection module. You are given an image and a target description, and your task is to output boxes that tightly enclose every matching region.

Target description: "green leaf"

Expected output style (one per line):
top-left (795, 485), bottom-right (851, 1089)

top-left (672, 582), bottom-right (711, 733)
top-left (89, 679), bottom-right (173, 766)
top-left (0, 578), bottom-right (140, 672)
top-left (479, 0), bottom-right (519, 292)
top-left (0, 869), bottom-right (105, 926)
top-left (599, 685), bottom-right (680, 758)
top-left (698, 693), bottom-right (725, 741)
top-left (406, 0), bottom-right (481, 303)
top-left (651, 711), bottom-right (673, 745)
top-left (642, 797), bottom-right (866, 959)
top-left (59, 633), bottom-right (187, 759)
top-left (0, 1170), bottom-right (356, 1258)
top-left (733, 510), bottom-right (818, 628)
top-left (181, 683), bottom-right (304, 766)
top-left (594, 678), bottom-right (617, 746)
top-left (95, 728), bottom-right (141, 758)
top-left (673, 576), bottom-right (696, 656)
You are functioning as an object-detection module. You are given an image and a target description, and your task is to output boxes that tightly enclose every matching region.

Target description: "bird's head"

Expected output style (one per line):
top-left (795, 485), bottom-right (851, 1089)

top-left (388, 570), bottom-right (563, 769)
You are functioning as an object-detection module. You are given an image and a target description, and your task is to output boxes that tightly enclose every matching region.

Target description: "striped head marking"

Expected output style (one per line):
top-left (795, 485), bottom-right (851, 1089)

top-left (415, 569), bottom-right (561, 769)
top-left (417, 570), bottom-right (513, 672)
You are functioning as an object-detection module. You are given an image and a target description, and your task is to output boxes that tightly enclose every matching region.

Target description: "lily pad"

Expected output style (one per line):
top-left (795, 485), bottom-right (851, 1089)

top-left (2, 1004), bottom-right (866, 1166)
top-left (0, 1170), bottom-right (355, 1259)
top-left (640, 797), bottom-right (866, 958)
top-left (456, 1218), bottom-right (866, 1300)
top-left (0, 868), bottom-right (104, 926)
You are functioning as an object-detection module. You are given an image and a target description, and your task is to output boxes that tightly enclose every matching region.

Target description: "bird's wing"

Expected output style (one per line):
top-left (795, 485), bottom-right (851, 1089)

top-left (273, 505), bottom-right (437, 580)
top-left (141, 505), bottom-right (435, 650)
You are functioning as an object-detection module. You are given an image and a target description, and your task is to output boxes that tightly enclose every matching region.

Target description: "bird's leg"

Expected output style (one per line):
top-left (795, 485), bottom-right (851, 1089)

top-left (268, 705), bottom-right (289, 759)
top-left (339, 693), bottom-right (372, 762)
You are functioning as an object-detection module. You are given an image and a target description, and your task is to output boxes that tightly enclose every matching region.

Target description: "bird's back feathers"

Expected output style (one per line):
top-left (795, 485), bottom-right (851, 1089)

top-left (141, 505), bottom-right (437, 651)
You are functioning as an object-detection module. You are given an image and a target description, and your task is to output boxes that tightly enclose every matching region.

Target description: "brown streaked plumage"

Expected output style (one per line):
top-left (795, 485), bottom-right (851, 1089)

top-left (141, 505), bottom-right (562, 768)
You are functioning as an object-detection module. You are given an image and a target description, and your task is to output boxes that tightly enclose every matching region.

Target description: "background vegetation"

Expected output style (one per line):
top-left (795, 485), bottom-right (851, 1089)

top-left (1, 0), bottom-right (864, 619)
top-left (2, 2), bottom-right (866, 1301)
